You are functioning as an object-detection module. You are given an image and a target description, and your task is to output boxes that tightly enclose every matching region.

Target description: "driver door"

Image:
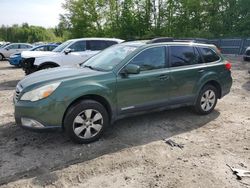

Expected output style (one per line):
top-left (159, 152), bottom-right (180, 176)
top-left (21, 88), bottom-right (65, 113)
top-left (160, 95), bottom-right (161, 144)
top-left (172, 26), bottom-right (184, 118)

top-left (61, 40), bottom-right (87, 66)
top-left (116, 46), bottom-right (171, 115)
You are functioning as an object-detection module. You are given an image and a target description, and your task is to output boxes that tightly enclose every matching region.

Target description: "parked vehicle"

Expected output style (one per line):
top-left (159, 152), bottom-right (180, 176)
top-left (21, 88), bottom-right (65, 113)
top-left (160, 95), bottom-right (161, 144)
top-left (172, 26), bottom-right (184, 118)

top-left (21, 38), bottom-right (124, 75)
top-left (0, 42), bottom-right (11, 49)
top-left (9, 44), bottom-right (58, 67)
top-left (14, 40), bottom-right (232, 143)
top-left (243, 47), bottom-right (250, 61)
top-left (0, 43), bottom-right (33, 60)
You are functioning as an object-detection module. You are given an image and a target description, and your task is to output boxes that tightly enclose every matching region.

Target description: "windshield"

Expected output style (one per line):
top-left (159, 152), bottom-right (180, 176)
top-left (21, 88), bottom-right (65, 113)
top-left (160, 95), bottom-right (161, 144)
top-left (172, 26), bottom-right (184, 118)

top-left (82, 44), bottom-right (139, 71)
top-left (52, 40), bottom-right (72, 52)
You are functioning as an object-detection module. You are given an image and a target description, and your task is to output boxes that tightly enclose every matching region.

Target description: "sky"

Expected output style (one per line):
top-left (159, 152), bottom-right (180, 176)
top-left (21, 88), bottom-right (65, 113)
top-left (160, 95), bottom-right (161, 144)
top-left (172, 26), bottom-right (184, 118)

top-left (0, 0), bottom-right (66, 28)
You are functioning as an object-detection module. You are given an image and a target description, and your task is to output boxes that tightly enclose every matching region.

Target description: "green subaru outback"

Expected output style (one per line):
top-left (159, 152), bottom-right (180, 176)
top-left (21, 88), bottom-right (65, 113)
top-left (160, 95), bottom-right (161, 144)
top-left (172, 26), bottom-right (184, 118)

top-left (14, 41), bottom-right (232, 143)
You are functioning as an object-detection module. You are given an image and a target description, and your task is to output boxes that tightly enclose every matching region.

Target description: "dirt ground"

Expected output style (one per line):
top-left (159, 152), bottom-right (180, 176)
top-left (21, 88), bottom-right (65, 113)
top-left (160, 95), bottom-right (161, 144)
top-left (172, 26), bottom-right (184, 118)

top-left (0, 57), bottom-right (249, 188)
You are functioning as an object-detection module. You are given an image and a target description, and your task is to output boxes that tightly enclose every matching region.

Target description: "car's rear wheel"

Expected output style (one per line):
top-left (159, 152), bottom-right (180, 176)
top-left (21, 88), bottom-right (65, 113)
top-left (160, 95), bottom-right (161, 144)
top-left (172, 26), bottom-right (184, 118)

top-left (64, 100), bottom-right (109, 144)
top-left (194, 85), bottom-right (218, 115)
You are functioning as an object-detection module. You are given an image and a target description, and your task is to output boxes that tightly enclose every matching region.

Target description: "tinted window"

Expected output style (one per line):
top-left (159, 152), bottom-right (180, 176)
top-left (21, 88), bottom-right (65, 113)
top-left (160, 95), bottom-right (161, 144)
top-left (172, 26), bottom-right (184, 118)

top-left (87, 40), bottom-right (108, 51)
top-left (130, 47), bottom-right (166, 71)
top-left (69, 41), bottom-right (86, 52)
top-left (170, 46), bottom-right (200, 67)
top-left (199, 47), bottom-right (220, 63)
top-left (246, 50), bottom-right (250, 56)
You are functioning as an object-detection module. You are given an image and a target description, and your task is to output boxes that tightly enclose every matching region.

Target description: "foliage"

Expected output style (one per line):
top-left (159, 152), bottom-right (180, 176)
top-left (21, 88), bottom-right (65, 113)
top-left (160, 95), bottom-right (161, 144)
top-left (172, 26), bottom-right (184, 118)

top-left (1, 0), bottom-right (250, 43)
top-left (59, 0), bottom-right (250, 40)
top-left (0, 23), bottom-right (61, 43)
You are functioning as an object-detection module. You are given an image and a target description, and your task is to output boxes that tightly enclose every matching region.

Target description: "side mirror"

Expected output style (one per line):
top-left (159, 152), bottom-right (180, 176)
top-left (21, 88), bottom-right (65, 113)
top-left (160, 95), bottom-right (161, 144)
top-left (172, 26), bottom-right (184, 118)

top-left (5, 48), bottom-right (9, 51)
top-left (64, 48), bottom-right (72, 55)
top-left (121, 64), bottom-right (140, 76)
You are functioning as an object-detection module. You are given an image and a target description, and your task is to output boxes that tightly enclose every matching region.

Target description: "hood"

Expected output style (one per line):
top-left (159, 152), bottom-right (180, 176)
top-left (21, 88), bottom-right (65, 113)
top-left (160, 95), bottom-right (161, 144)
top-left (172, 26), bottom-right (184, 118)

top-left (21, 51), bottom-right (57, 58)
top-left (18, 66), bottom-right (104, 89)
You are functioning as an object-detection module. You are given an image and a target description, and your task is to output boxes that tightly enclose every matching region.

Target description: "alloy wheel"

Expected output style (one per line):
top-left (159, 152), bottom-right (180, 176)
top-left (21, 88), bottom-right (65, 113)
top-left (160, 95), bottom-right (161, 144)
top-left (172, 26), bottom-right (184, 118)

top-left (73, 109), bottom-right (103, 139)
top-left (200, 89), bottom-right (216, 112)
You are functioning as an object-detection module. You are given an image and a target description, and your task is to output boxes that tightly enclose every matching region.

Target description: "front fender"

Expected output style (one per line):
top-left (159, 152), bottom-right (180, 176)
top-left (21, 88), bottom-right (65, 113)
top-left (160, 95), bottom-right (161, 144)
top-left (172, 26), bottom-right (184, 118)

top-left (53, 79), bottom-right (116, 111)
top-left (34, 56), bottom-right (61, 66)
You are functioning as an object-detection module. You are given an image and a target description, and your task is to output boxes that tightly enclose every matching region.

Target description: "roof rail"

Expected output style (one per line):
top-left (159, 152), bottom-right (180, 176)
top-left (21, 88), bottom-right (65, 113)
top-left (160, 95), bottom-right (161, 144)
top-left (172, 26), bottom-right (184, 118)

top-left (147, 37), bottom-right (209, 44)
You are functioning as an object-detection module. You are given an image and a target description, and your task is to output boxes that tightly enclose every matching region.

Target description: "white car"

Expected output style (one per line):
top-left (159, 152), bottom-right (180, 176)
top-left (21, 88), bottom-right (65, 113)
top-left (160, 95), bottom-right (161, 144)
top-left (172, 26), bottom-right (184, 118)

top-left (0, 43), bottom-right (33, 60)
top-left (21, 38), bottom-right (124, 74)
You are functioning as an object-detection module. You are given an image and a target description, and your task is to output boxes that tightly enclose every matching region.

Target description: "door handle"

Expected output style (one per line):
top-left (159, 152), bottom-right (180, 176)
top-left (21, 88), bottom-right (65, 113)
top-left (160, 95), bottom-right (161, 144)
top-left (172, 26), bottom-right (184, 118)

top-left (198, 69), bottom-right (205, 73)
top-left (158, 74), bottom-right (169, 80)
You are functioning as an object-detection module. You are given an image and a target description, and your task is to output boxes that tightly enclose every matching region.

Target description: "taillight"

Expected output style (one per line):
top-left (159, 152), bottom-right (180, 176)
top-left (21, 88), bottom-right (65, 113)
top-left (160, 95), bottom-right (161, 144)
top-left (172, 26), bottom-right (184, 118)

top-left (225, 61), bottom-right (232, 70)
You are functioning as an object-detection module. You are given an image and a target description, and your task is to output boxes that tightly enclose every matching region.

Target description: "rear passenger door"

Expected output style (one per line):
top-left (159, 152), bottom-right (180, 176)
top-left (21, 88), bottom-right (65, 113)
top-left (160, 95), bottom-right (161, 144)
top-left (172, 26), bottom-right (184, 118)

top-left (168, 45), bottom-right (205, 104)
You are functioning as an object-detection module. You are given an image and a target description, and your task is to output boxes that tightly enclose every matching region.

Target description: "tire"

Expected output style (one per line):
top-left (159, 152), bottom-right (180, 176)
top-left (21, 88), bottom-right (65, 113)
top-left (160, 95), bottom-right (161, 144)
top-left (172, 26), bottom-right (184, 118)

top-left (0, 54), bottom-right (4, 61)
top-left (25, 68), bottom-right (35, 75)
top-left (194, 85), bottom-right (218, 115)
top-left (64, 100), bottom-right (109, 144)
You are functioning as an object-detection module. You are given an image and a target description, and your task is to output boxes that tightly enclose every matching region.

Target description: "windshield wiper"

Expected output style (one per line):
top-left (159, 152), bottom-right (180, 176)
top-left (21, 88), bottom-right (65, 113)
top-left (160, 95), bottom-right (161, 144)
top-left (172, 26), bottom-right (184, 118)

top-left (83, 65), bottom-right (105, 71)
top-left (83, 65), bottom-right (95, 70)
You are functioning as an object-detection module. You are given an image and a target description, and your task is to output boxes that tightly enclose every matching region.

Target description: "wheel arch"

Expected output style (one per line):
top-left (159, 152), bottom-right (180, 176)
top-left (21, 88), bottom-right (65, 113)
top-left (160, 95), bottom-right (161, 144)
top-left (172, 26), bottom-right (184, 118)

top-left (0, 53), bottom-right (5, 59)
top-left (38, 62), bottom-right (59, 69)
top-left (62, 94), bottom-right (113, 130)
top-left (201, 80), bottom-right (222, 99)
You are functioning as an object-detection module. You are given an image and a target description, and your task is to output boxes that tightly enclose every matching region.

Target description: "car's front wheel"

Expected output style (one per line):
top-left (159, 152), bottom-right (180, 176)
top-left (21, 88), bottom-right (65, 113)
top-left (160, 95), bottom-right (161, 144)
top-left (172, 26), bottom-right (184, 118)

top-left (194, 85), bottom-right (218, 115)
top-left (0, 54), bottom-right (4, 61)
top-left (64, 100), bottom-right (109, 144)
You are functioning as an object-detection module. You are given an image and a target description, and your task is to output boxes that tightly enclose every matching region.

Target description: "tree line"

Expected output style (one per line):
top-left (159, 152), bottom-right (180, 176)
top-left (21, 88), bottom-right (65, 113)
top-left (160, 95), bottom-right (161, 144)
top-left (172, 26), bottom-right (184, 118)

top-left (1, 0), bottom-right (250, 43)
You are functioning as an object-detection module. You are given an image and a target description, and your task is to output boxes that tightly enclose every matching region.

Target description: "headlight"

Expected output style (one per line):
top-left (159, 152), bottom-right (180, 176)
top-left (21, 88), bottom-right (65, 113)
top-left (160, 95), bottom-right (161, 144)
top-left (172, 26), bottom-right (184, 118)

top-left (20, 82), bottom-right (61, 101)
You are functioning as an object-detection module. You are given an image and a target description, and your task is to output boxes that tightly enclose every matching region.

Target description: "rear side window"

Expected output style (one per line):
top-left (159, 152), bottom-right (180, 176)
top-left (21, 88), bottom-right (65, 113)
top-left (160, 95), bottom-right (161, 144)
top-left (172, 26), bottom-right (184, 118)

top-left (130, 46), bottom-right (166, 71)
top-left (170, 46), bottom-right (200, 67)
top-left (199, 47), bottom-right (220, 63)
top-left (20, 44), bottom-right (31, 49)
top-left (47, 45), bottom-right (57, 51)
top-left (87, 40), bottom-right (109, 51)
top-left (106, 41), bottom-right (118, 47)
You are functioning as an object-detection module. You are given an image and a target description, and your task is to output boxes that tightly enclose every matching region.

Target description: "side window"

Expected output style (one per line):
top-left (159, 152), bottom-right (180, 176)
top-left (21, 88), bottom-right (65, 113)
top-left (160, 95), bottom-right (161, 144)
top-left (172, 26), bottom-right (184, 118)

top-left (130, 46), bottom-right (166, 71)
top-left (21, 44), bottom-right (31, 49)
top-left (199, 47), bottom-right (220, 63)
top-left (194, 47), bottom-right (203, 64)
top-left (87, 40), bottom-right (108, 51)
top-left (68, 41), bottom-right (86, 52)
top-left (34, 46), bottom-right (46, 51)
top-left (7, 44), bottom-right (18, 49)
top-left (105, 41), bottom-right (118, 47)
top-left (48, 45), bottom-right (57, 51)
top-left (170, 46), bottom-right (200, 67)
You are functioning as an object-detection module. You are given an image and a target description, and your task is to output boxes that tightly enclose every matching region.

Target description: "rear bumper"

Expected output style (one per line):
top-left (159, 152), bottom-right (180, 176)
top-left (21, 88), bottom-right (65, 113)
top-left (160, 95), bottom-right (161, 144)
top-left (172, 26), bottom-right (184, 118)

top-left (221, 75), bottom-right (233, 98)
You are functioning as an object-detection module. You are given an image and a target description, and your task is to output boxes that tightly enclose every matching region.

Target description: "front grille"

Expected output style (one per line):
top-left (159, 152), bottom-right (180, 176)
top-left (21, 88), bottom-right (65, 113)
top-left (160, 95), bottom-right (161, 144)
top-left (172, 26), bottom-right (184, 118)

top-left (15, 84), bottom-right (23, 101)
top-left (22, 58), bottom-right (35, 69)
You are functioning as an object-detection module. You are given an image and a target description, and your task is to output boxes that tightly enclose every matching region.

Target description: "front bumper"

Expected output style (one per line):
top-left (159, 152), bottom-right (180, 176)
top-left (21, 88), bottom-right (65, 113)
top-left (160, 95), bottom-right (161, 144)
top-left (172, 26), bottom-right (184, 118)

top-left (9, 57), bottom-right (21, 66)
top-left (14, 99), bottom-right (67, 131)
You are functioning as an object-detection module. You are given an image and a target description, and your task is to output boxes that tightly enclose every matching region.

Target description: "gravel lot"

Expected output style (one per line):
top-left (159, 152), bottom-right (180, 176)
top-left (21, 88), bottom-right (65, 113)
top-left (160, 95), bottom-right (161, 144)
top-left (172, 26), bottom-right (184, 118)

top-left (0, 58), bottom-right (249, 188)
